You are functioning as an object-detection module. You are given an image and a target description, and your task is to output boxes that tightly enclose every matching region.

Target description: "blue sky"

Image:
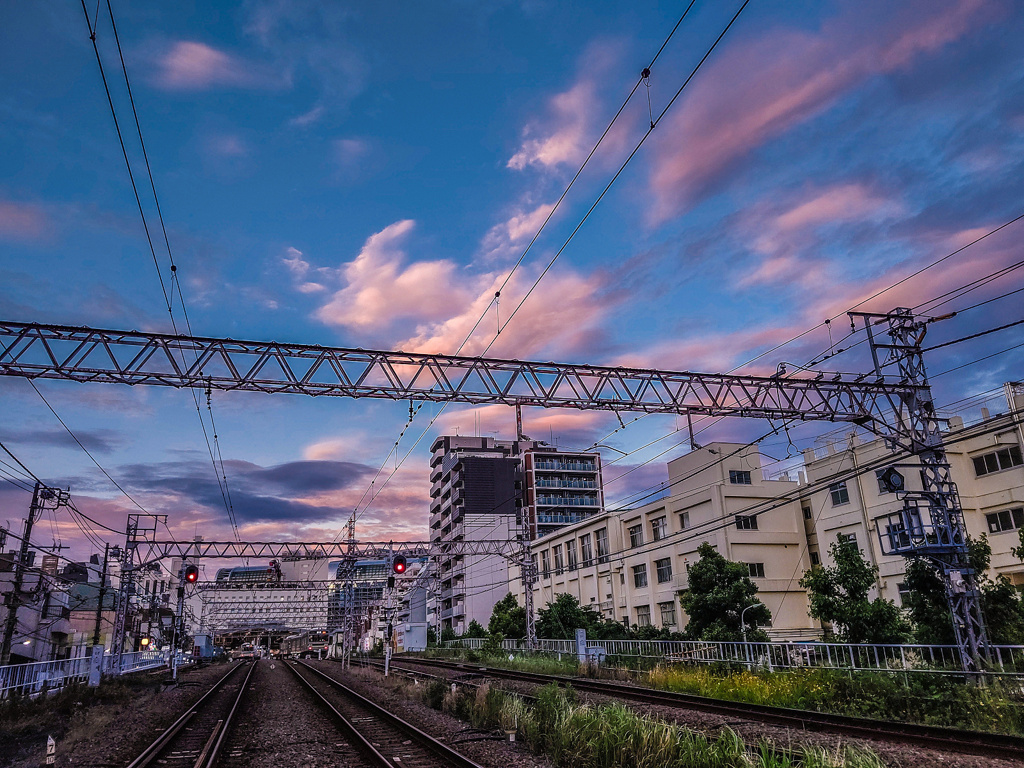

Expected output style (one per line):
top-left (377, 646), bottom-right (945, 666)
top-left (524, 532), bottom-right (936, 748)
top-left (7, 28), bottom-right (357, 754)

top-left (1, 0), bottom-right (1022, 558)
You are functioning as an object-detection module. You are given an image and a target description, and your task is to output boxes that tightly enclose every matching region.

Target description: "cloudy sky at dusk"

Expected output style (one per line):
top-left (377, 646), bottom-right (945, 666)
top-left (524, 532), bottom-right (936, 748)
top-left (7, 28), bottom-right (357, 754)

top-left (1, 0), bottom-right (1022, 562)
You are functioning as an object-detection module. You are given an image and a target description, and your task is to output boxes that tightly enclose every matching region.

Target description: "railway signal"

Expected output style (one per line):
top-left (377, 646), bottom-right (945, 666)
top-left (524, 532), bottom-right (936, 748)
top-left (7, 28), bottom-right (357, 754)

top-left (391, 555), bottom-right (407, 574)
top-left (184, 564), bottom-right (200, 583)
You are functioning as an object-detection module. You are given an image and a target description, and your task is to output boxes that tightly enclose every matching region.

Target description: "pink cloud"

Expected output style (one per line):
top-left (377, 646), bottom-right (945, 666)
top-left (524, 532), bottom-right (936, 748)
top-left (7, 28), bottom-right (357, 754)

top-left (649, 0), bottom-right (992, 220)
top-left (154, 41), bottom-right (270, 90)
top-left (509, 80), bottom-right (598, 171)
top-left (0, 200), bottom-right (47, 240)
top-left (479, 201), bottom-right (556, 261)
top-left (739, 182), bottom-right (903, 288)
top-left (316, 220), bottom-right (474, 332)
top-left (434, 404), bottom-right (611, 446)
top-left (395, 266), bottom-right (612, 360)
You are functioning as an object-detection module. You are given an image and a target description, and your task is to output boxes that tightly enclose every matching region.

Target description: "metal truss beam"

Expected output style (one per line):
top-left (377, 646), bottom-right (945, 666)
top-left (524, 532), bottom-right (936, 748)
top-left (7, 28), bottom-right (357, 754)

top-left (135, 539), bottom-right (519, 565)
top-left (0, 321), bottom-right (918, 421)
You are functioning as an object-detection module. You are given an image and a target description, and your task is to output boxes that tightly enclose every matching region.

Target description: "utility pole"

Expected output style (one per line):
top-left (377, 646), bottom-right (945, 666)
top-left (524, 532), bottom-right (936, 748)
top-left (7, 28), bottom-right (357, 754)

top-left (92, 543), bottom-right (109, 647)
top-left (1, 483), bottom-right (67, 666)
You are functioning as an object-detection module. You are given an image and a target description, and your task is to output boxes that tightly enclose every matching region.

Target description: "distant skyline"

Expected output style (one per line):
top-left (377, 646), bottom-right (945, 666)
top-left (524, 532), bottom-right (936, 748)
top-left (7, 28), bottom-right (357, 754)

top-left (1, 0), bottom-right (1022, 561)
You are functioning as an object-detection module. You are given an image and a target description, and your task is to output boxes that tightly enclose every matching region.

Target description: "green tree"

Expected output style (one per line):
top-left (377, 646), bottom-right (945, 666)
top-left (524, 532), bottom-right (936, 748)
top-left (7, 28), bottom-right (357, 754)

top-left (465, 619), bottom-right (487, 638)
top-left (679, 543), bottom-right (771, 641)
top-left (488, 593), bottom-right (527, 638)
top-left (440, 626), bottom-right (457, 643)
top-left (536, 593), bottom-right (604, 639)
top-left (905, 536), bottom-right (1024, 645)
top-left (801, 535), bottom-right (910, 643)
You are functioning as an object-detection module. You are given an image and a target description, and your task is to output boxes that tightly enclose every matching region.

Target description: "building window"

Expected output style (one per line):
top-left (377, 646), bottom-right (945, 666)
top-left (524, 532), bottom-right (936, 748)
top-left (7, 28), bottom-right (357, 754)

top-left (566, 539), bottom-right (578, 571)
top-left (897, 582), bottom-right (911, 606)
top-left (580, 535), bottom-right (593, 567)
top-left (735, 515), bottom-right (758, 530)
top-left (679, 511), bottom-right (690, 529)
top-left (830, 481), bottom-right (850, 506)
top-left (633, 563), bottom-right (648, 588)
top-left (553, 545), bottom-right (564, 575)
top-left (839, 532), bottom-right (858, 547)
top-left (973, 446), bottom-right (1023, 477)
top-left (802, 505), bottom-right (812, 520)
top-left (729, 470), bottom-right (752, 485)
top-left (628, 524), bottom-right (644, 548)
top-left (540, 550), bottom-right (550, 578)
top-left (636, 604), bottom-right (651, 627)
top-left (659, 601), bottom-right (677, 626)
top-left (596, 528), bottom-right (609, 564)
top-left (986, 507), bottom-right (1024, 534)
top-left (747, 562), bottom-right (765, 578)
top-left (655, 557), bottom-right (672, 583)
top-left (810, 551), bottom-right (820, 566)
top-left (651, 516), bottom-right (668, 541)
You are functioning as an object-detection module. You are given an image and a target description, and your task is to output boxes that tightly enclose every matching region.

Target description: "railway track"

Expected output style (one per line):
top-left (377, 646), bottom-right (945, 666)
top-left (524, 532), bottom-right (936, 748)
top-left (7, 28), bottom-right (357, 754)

top-left (394, 656), bottom-right (1024, 761)
top-left (126, 660), bottom-right (256, 768)
top-left (288, 659), bottom-right (487, 768)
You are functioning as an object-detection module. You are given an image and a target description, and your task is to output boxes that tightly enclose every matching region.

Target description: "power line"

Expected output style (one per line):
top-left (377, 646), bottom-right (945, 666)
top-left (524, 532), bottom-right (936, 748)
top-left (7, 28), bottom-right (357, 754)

top-left (921, 317), bottom-right (1024, 353)
top-left (349, 1), bottom-right (752, 533)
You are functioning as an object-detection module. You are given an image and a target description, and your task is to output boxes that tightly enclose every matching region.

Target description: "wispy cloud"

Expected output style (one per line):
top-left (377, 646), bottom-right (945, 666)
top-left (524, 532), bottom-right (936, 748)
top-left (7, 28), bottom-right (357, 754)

top-left (152, 41), bottom-right (275, 90)
top-left (0, 199), bottom-right (47, 240)
top-left (648, 0), bottom-right (993, 220)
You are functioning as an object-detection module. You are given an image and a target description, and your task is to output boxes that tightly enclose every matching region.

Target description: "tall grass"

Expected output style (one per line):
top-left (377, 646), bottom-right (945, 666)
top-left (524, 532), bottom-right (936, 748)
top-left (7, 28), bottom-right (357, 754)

top-left (645, 665), bottom-right (1024, 734)
top-left (418, 679), bottom-right (883, 768)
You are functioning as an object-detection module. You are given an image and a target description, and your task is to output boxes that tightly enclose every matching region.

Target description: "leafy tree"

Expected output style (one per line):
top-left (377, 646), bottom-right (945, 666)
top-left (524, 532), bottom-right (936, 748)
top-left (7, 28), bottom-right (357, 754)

top-left (536, 593), bottom-right (606, 639)
top-left (680, 543), bottom-right (771, 642)
top-left (465, 619), bottom-right (487, 638)
top-left (488, 593), bottom-right (527, 638)
top-left (426, 627), bottom-right (438, 647)
top-left (440, 626), bottom-right (457, 643)
top-left (801, 535), bottom-right (910, 643)
top-left (905, 536), bottom-right (1024, 645)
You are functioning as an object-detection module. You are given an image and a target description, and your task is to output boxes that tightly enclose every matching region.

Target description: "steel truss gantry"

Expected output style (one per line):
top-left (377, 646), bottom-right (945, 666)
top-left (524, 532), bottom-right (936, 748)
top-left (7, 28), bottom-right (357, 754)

top-left (0, 312), bottom-right (984, 671)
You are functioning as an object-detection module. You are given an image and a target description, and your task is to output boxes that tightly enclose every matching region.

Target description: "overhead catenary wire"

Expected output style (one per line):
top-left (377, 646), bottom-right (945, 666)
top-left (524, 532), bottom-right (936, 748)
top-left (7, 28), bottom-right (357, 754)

top-left (78, 0), bottom-right (239, 541)
top-left (347, 1), bottom-right (751, 533)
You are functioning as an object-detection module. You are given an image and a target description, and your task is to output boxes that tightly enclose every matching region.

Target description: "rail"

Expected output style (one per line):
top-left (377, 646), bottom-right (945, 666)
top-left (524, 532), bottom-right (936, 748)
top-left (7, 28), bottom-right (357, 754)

top-left (399, 657), bottom-right (1024, 761)
top-left (441, 637), bottom-right (1024, 676)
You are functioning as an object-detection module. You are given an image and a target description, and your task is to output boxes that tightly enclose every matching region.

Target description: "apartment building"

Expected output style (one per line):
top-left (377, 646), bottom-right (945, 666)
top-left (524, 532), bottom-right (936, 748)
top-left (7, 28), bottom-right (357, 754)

top-left (515, 443), bottom-right (817, 637)
top-left (802, 382), bottom-right (1024, 605)
top-left (429, 435), bottom-right (605, 634)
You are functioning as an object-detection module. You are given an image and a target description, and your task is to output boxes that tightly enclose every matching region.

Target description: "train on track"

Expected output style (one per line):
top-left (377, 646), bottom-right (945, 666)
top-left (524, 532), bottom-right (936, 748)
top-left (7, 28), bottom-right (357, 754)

top-left (281, 630), bottom-right (329, 658)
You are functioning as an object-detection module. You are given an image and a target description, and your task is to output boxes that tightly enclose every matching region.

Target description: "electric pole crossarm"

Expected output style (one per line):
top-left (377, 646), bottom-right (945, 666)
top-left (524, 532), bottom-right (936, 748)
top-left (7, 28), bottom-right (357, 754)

top-left (0, 321), bottom-right (918, 420)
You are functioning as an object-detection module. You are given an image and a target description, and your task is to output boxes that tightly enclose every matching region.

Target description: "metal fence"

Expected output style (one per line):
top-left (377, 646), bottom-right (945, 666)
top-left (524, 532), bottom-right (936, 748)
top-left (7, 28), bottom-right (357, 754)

top-left (0, 649), bottom-right (171, 700)
top-left (441, 637), bottom-right (1024, 676)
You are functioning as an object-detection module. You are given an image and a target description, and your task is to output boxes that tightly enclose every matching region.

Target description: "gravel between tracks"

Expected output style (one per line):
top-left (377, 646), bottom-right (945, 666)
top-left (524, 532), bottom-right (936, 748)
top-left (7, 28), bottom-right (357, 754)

top-left (384, 658), bottom-right (1024, 768)
top-left (218, 659), bottom-right (370, 768)
top-left (2, 662), bottom-right (236, 768)
top-left (305, 659), bottom-right (555, 768)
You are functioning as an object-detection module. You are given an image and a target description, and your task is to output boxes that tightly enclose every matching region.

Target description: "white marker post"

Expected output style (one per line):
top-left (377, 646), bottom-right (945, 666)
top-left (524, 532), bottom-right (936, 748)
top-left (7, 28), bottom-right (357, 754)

top-left (45, 735), bottom-right (55, 765)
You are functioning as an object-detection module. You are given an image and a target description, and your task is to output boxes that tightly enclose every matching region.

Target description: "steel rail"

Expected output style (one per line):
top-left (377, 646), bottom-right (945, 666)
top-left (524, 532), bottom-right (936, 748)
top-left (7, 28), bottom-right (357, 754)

top-left (284, 661), bottom-right (415, 767)
top-left (126, 661), bottom-right (255, 768)
top-left (293, 660), bottom-right (487, 768)
top-left (398, 657), bottom-right (1024, 761)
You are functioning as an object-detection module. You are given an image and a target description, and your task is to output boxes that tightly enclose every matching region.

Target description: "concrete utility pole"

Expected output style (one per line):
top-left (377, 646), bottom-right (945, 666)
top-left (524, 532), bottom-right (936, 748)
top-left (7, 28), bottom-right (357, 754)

top-left (92, 543), bottom-right (109, 647)
top-left (1, 483), bottom-right (67, 666)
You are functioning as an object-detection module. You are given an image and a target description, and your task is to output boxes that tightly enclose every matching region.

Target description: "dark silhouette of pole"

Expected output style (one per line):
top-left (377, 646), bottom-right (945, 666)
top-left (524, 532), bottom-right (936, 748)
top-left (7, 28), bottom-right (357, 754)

top-left (92, 543), bottom-right (109, 647)
top-left (1, 483), bottom-right (44, 666)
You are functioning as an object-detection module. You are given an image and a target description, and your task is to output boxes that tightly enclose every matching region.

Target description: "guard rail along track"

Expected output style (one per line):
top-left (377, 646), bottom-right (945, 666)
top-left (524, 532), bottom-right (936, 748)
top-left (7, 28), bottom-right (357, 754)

top-left (287, 660), bottom-right (487, 768)
top-left (126, 660), bottom-right (255, 768)
top-left (397, 656), bottom-right (1024, 761)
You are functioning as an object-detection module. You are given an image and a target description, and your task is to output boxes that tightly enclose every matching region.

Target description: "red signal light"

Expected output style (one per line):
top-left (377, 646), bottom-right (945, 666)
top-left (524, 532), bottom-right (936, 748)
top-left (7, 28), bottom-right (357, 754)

top-left (184, 564), bottom-right (200, 583)
top-left (392, 555), bottom-right (407, 574)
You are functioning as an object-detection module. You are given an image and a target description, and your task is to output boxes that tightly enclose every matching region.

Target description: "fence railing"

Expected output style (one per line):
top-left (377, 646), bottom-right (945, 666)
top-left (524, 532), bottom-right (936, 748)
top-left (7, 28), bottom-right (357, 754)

top-left (0, 649), bottom-right (172, 699)
top-left (440, 637), bottom-right (1024, 676)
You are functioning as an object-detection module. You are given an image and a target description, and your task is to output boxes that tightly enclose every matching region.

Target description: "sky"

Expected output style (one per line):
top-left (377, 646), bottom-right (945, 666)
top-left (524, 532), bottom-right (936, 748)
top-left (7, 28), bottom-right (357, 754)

top-left (0, 0), bottom-right (1022, 565)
